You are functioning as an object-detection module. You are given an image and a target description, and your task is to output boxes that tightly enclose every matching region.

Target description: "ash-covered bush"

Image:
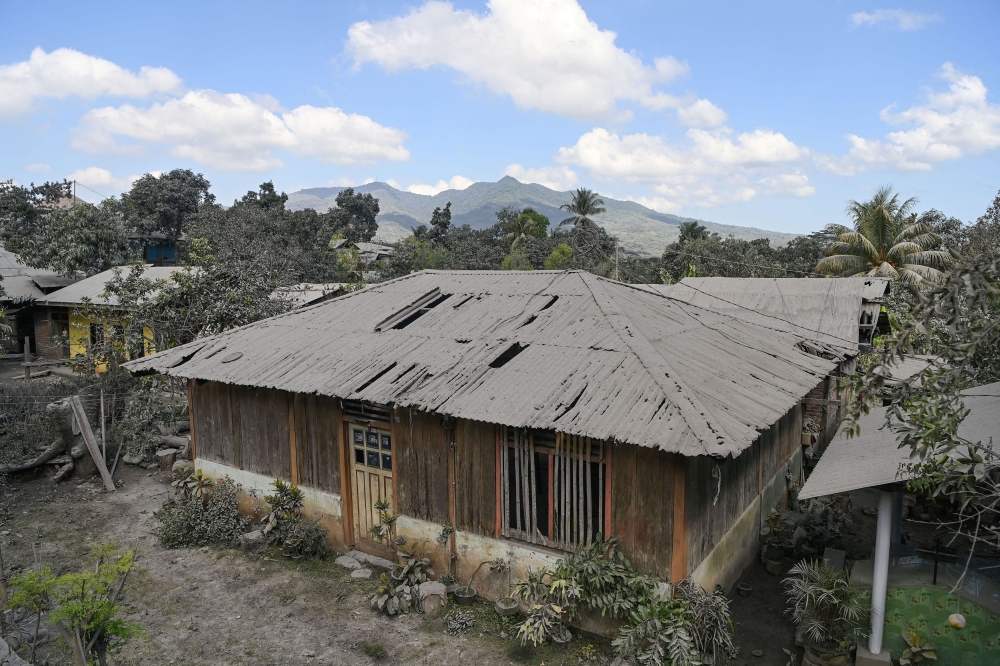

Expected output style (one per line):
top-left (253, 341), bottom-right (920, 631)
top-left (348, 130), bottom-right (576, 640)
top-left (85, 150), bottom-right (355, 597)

top-left (278, 517), bottom-right (330, 560)
top-left (154, 477), bottom-right (250, 548)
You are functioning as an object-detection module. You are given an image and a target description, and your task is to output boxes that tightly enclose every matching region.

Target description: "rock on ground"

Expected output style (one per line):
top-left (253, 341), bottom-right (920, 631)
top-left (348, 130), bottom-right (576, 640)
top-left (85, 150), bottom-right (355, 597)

top-left (350, 568), bottom-right (373, 579)
top-left (335, 555), bottom-right (362, 570)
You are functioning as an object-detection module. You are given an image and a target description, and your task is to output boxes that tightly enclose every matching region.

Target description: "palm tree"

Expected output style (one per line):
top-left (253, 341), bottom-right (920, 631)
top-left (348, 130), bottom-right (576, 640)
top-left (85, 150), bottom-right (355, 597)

top-left (816, 185), bottom-right (952, 284)
top-left (504, 208), bottom-right (539, 249)
top-left (559, 188), bottom-right (606, 229)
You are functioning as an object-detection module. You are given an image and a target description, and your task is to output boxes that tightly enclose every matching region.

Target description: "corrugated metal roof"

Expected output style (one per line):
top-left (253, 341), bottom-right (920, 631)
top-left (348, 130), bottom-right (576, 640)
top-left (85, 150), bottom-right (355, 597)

top-left (0, 275), bottom-right (44, 303)
top-left (637, 277), bottom-right (890, 354)
top-left (275, 283), bottom-right (346, 308)
top-left (37, 266), bottom-right (185, 307)
top-left (124, 270), bottom-right (844, 458)
top-left (799, 382), bottom-right (1000, 499)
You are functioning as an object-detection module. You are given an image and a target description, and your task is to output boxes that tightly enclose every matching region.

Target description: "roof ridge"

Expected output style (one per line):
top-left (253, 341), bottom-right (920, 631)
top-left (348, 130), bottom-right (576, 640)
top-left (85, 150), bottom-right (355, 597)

top-left (579, 272), bottom-right (729, 453)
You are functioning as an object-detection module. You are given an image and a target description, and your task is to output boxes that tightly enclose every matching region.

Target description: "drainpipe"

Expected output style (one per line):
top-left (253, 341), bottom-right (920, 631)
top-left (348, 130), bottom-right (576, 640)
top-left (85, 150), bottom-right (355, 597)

top-left (868, 490), bottom-right (893, 655)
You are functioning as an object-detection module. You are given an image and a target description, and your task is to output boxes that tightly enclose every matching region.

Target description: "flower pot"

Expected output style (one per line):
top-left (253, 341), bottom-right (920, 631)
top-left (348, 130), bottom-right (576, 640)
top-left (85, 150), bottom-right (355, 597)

top-left (737, 583), bottom-right (752, 597)
top-left (551, 626), bottom-right (572, 645)
top-left (495, 597), bottom-right (519, 616)
top-left (765, 557), bottom-right (783, 575)
top-left (802, 642), bottom-right (850, 666)
top-left (454, 587), bottom-right (476, 605)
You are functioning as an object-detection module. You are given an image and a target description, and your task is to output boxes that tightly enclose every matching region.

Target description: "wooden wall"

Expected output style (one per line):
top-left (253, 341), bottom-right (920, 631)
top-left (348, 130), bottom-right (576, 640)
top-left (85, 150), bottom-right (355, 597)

top-left (611, 445), bottom-right (677, 579)
top-left (685, 405), bottom-right (801, 572)
top-left (293, 394), bottom-right (342, 493)
top-left (190, 380), bottom-right (341, 494)
top-left (393, 407), bottom-right (450, 524)
top-left (454, 418), bottom-right (497, 538)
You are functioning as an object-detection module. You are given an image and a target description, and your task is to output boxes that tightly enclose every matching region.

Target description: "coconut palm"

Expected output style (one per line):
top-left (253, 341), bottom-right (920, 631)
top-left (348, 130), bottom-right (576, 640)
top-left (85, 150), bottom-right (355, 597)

top-left (816, 186), bottom-right (953, 284)
top-left (559, 188), bottom-right (606, 229)
top-left (504, 208), bottom-right (541, 249)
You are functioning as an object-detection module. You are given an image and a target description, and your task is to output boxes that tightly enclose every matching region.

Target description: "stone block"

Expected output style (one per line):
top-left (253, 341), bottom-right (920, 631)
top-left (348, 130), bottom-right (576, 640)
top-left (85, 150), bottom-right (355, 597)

top-left (335, 555), bottom-right (362, 570)
top-left (348, 549), bottom-right (393, 570)
top-left (855, 643), bottom-right (891, 666)
top-left (351, 568), bottom-right (373, 579)
top-left (172, 459), bottom-right (193, 475)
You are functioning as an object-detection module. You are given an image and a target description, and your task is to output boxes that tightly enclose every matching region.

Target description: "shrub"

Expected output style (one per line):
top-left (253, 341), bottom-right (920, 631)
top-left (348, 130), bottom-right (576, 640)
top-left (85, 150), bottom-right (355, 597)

top-left (154, 477), bottom-right (250, 548)
top-left (279, 517), bottom-right (330, 559)
top-left (673, 578), bottom-right (739, 663)
top-left (784, 559), bottom-right (869, 651)
top-left (613, 598), bottom-right (698, 666)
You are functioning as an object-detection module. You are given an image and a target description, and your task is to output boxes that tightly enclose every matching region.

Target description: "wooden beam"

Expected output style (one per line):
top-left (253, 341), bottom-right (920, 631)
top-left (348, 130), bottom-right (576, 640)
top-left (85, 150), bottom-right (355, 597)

top-left (670, 458), bottom-right (687, 583)
top-left (70, 396), bottom-right (115, 492)
top-left (800, 398), bottom-right (842, 406)
top-left (187, 379), bottom-right (197, 461)
top-left (288, 394), bottom-right (298, 485)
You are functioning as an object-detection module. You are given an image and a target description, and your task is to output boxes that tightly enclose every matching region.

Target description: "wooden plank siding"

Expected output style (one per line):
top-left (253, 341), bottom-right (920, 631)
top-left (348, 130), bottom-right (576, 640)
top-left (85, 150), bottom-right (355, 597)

top-left (234, 386), bottom-right (291, 479)
top-left (393, 407), bottom-right (450, 524)
top-left (685, 405), bottom-right (801, 573)
top-left (611, 444), bottom-right (676, 579)
top-left (454, 418), bottom-right (497, 537)
top-left (190, 380), bottom-right (236, 466)
top-left (293, 394), bottom-right (343, 494)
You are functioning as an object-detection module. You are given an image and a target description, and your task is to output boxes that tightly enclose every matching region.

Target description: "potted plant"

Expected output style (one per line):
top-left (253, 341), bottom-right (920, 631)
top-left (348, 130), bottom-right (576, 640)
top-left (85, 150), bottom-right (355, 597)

top-left (488, 556), bottom-right (518, 615)
top-left (455, 558), bottom-right (491, 605)
top-left (783, 560), bottom-right (869, 666)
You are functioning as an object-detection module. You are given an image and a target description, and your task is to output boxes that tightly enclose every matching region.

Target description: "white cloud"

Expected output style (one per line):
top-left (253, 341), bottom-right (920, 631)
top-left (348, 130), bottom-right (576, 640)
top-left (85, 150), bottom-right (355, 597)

top-left (326, 177), bottom-right (376, 187)
top-left (72, 89), bottom-right (410, 171)
top-left (406, 175), bottom-right (476, 195)
top-left (502, 164), bottom-right (579, 190)
top-left (346, 0), bottom-right (688, 120)
top-left (820, 63), bottom-right (1000, 175)
top-left (850, 9), bottom-right (942, 31)
top-left (0, 47), bottom-right (182, 118)
top-left (676, 99), bottom-right (727, 127)
top-left (25, 163), bottom-right (50, 173)
top-left (65, 167), bottom-right (143, 197)
top-left (555, 126), bottom-right (811, 208)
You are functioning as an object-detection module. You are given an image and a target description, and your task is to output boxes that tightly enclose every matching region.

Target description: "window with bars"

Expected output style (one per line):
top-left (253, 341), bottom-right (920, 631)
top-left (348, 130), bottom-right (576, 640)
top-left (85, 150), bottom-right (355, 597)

top-left (498, 427), bottom-right (610, 551)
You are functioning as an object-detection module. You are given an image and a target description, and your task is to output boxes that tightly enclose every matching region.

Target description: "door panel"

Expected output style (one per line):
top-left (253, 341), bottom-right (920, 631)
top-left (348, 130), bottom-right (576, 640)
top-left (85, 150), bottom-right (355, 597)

top-left (349, 424), bottom-right (394, 546)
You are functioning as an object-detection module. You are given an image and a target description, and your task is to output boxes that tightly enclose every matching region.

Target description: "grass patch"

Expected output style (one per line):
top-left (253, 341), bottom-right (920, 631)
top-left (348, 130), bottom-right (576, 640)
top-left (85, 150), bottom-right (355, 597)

top-left (361, 640), bottom-right (388, 660)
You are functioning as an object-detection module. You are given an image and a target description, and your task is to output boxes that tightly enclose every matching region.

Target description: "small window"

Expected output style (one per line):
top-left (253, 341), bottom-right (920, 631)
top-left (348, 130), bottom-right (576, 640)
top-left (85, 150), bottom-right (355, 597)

top-left (366, 431), bottom-right (379, 448)
top-left (89, 323), bottom-right (104, 347)
top-left (355, 448), bottom-right (365, 465)
top-left (381, 454), bottom-right (393, 471)
top-left (381, 434), bottom-right (392, 451)
top-left (366, 450), bottom-right (380, 468)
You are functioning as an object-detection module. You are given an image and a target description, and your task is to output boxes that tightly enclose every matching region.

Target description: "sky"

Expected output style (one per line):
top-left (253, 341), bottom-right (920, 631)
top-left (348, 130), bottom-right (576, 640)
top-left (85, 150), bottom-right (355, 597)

top-left (1, 0), bottom-right (998, 234)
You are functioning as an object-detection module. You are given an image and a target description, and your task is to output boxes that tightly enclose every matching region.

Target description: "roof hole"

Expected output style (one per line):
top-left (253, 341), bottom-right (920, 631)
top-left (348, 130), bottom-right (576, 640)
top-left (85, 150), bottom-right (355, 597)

top-left (391, 293), bottom-right (451, 330)
top-left (489, 342), bottom-right (528, 369)
top-left (355, 361), bottom-right (398, 393)
top-left (554, 385), bottom-right (586, 421)
top-left (540, 295), bottom-right (559, 310)
top-left (516, 314), bottom-right (538, 329)
top-left (451, 294), bottom-right (476, 309)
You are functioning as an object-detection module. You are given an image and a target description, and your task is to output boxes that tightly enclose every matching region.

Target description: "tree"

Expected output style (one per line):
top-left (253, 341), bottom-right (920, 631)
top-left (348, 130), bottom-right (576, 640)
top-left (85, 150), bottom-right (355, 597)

top-left (559, 188), bottom-right (606, 230)
top-left (237, 181), bottom-right (288, 212)
top-left (505, 208), bottom-right (545, 249)
top-left (544, 243), bottom-right (574, 270)
top-left (660, 234), bottom-right (784, 282)
top-left (329, 188), bottom-right (380, 243)
top-left (816, 185), bottom-right (952, 283)
top-left (678, 221), bottom-right (710, 244)
top-left (123, 169), bottom-right (213, 240)
top-left (427, 202), bottom-right (452, 241)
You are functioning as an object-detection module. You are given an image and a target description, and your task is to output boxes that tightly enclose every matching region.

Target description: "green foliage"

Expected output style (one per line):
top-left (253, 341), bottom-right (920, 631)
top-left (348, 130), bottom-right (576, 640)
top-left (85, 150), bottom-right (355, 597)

top-left (783, 559), bottom-right (869, 651)
top-left (262, 479), bottom-right (305, 533)
top-left (516, 602), bottom-right (570, 646)
top-left (371, 541), bottom-right (430, 616)
top-left (154, 477), bottom-right (251, 548)
top-left (9, 567), bottom-right (56, 662)
top-left (544, 243), bottom-right (574, 270)
top-left (816, 185), bottom-right (952, 283)
top-left (278, 517), bottom-right (330, 560)
top-left (559, 188), bottom-right (607, 230)
top-left (367, 497), bottom-right (399, 545)
top-left (900, 630), bottom-right (937, 665)
top-left (612, 597), bottom-right (698, 666)
top-left (361, 640), bottom-right (388, 659)
top-left (501, 248), bottom-right (534, 271)
top-left (171, 467), bottom-right (213, 502)
top-left (672, 578), bottom-right (739, 663)
top-left (123, 169), bottom-right (213, 239)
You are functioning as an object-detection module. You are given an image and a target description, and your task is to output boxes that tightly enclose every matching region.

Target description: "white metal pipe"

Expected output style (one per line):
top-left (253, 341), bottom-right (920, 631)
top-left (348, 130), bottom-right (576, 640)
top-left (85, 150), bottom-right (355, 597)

top-left (869, 490), bottom-right (893, 655)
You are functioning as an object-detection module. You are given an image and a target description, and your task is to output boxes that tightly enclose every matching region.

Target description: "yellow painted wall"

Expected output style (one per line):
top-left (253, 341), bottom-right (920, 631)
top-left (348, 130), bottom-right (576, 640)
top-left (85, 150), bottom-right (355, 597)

top-left (68, 307), bottom-right (155, 372)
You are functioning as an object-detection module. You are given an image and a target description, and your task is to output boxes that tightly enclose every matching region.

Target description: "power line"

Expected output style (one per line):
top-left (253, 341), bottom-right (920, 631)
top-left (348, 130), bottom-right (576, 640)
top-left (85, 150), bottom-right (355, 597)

top-left (72, 181), bottom-right (111, 200)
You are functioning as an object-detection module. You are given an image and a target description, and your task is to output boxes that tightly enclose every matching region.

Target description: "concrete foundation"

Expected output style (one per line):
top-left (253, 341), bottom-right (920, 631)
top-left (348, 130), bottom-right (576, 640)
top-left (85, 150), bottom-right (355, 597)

top-left (855, 644), bottom-right (891, 666)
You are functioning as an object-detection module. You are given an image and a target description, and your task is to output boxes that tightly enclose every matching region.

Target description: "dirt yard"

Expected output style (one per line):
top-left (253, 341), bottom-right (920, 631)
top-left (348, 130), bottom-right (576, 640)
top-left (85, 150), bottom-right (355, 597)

top-left (0, 463), bottom-right (882, 666)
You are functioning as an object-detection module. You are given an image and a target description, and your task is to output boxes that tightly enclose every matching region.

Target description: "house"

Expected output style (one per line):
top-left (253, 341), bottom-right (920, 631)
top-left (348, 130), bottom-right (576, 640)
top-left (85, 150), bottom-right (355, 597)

top-left (128, 231), bottom-right (188, 266)
top-left (1, 244), bottom-right (78, 355)
top-left (275, 283), bottom-right (346, 308)
top-left (124, 270), bottom-right (884, 595)
top-left (34, 266), bottom-right (185, 362)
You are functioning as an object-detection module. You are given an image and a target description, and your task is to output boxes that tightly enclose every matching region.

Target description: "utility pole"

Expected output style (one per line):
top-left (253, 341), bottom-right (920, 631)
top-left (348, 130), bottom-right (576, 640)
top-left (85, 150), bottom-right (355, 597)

top-left (73, 179), bottom-right (76, 201)
top-left (615, 239), bottom-right (620, 281)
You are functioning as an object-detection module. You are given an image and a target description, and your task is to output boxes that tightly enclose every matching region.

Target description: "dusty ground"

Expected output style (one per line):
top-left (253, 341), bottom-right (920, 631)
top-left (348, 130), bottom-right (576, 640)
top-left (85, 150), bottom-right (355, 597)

top-left (0, 465), bottom-right (614, 666)
top-left (3, 462), bottom-right (945, 666)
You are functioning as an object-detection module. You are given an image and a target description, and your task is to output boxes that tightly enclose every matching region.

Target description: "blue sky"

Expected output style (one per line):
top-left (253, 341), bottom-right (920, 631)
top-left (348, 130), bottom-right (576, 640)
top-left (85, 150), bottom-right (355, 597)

top-left (1, 0), bottom-right (998, 234)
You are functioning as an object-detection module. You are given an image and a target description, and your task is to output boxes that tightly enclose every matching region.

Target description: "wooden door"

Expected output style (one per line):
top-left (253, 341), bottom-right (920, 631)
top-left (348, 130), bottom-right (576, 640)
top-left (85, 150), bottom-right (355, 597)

top-left (349, 423), bottom-right (394, 546)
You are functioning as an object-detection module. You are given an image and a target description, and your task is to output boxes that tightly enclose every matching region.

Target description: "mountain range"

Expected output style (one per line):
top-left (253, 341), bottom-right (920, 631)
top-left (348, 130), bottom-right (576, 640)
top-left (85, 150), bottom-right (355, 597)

top-left (286, 177), bottom-right (798, 256)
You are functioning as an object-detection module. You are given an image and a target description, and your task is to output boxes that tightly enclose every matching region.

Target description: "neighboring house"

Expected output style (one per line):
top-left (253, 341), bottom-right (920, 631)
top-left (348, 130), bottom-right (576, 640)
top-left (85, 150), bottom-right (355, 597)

top-left (124, 270), bottom-right (882, 595)
top-left (35, 266), bottom-right (184, 362)
top-left (128, 232), bottom-right (188, 266)
top-left (1, 244), bottom-right (78, 355)
top-left (330, 239), bottom-right (394, 264)
top-left (275, 283), bottom-right (346, 308)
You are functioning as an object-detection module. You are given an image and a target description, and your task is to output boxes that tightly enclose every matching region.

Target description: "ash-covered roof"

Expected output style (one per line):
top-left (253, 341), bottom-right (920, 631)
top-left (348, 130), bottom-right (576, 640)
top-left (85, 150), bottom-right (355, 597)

top-left (125, 270), bottom-right (844, 458)
top-left (37, 266), bottom-right (186, 307)
top-left (637, 277), bottom-right (890, 355)
top-left (799, 382), bottom-right (1000, 499)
